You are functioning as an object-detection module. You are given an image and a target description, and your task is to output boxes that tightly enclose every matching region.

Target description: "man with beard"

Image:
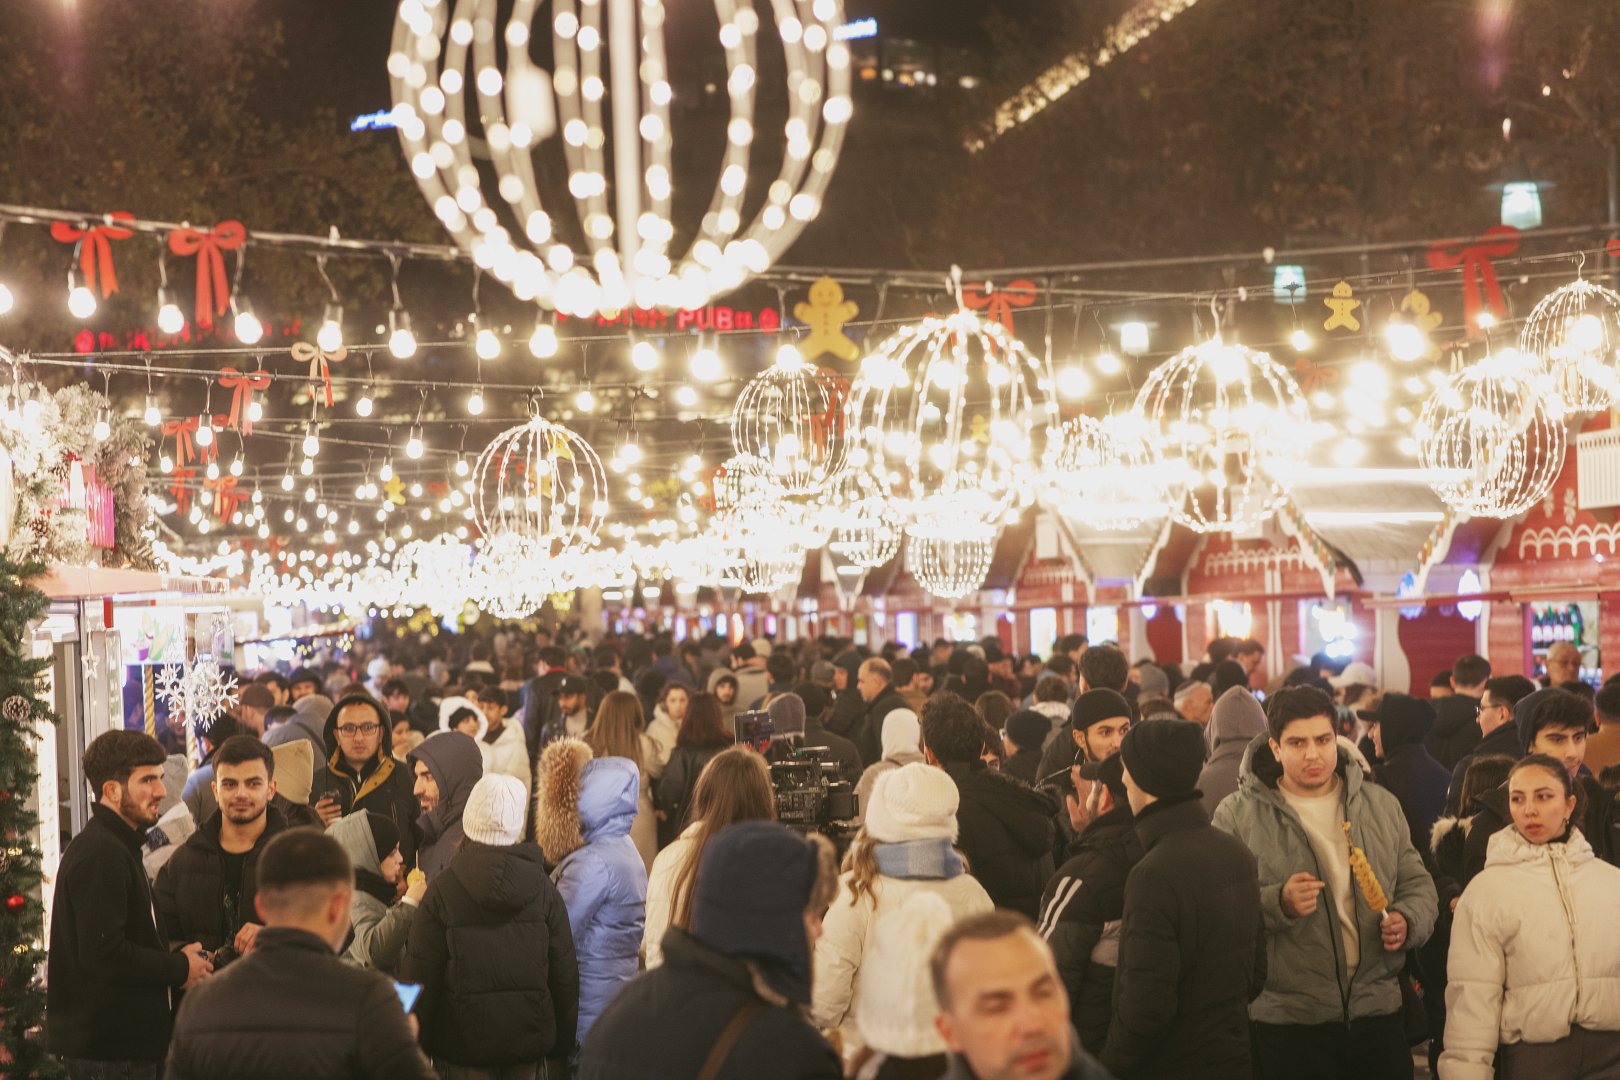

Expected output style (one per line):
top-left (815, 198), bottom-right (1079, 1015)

top-left (310, 694), bottom-right (421, 869)
top-left (155, 737), bottom-right (288, 960)
top-left (49, 731), bottom-right (213, 1077)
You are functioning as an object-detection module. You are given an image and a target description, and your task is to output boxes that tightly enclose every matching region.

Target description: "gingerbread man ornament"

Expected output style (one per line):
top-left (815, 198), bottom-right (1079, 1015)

top-left (1323, 280), bottom-right (1362, 332)
top-left (793, 276), bottom-right (861, 364)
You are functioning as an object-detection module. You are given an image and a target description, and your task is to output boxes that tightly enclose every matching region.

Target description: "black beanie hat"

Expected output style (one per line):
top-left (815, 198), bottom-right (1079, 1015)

top-left (1005, 709), bottom-right (1053, 753)
top-left (1120, 719), bottom-right (1206, 800)
top-left (364, 810), bottom-right (401, 863)
top-left (1071, 688), bottom-right (1132, 732)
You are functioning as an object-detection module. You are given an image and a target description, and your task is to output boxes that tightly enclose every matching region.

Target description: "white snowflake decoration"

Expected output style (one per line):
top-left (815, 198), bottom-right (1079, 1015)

top-left (156, 660), bottom-right (240, 727)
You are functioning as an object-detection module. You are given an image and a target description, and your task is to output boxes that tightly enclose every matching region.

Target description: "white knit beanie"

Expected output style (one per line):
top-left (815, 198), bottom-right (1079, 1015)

top-left (863, 762), bottom-right (959, 844)
top-left (855, 891), bottom-right (956, 1058)
top-left (461, 774), bottom-right (527, 846)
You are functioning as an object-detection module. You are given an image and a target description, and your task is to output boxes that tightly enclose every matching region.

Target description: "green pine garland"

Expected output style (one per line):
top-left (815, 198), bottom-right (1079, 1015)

top-left (0, 556), bottom-right (61, 1078)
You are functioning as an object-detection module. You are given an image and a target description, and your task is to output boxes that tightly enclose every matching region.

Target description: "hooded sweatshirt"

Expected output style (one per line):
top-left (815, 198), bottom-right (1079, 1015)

top-left (326, 812), bottom-right (415, 974)
top-left (264, 693), bottom-right (332, 757)
top-left (1370, 703), bottom-right (1452, 853)
top-left (537, 741), bottom-right (647, 1044)
top-left (310, 693), bottom-right (424, 870)
top-left (408, 731), bottom-right (486, 880)
top-left (1199, 687), bottom-right (1267, 818)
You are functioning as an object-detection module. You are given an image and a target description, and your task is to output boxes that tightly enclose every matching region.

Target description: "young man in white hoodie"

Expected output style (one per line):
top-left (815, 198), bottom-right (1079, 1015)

top-left (469, 684), bottom-right (530, 796)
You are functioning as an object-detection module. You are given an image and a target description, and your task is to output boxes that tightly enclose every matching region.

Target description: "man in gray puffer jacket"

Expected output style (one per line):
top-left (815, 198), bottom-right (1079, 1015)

top-left (1211, 686), bottom-right (1437, 1080)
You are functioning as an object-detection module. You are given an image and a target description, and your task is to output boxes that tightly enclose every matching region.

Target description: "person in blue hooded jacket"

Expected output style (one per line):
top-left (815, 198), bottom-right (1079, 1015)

top-left (536, 737), bottom-right (648, 1049)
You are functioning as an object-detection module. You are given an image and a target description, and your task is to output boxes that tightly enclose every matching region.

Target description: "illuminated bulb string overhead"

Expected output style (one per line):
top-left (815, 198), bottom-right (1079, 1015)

top-left (1519, 277), bottom-right (1620, 414)
top-left (389, 0), bottom-right (853, 316)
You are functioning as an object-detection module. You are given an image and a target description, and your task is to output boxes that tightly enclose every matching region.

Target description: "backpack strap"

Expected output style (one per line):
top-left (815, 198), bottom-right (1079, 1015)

top-left (696, 998), bottom-right (764, 1080)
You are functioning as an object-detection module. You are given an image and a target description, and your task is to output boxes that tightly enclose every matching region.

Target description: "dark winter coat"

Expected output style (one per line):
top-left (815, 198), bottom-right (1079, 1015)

top-left (803, 718), bottom-right (864, 784)
top-left (407, 730), bottom-right (486, 879)
top-left (1004, 745), bottom-right (1043, 786)
top-left (152, 805), bottom-right (289, 952)
top-left (578, 928), bottom-right (843, 1080)
top-left (654, 742), bottom-right (726, 843)
top-left (1037, 803), bottom-right (1140, 1054)
top-left (164, 926), bottom-right (435, 1080)
top-left (1444, 719), bottom-right (1522, 815)
top-left (522, 670), bottom-right (566, 770)
top-left (46, 803), bottom-right (190, 1063)
top-left (400, 840), bottom-right (580, 1067)
top-left (860, 688), bottom-right (909, 766)
top-left (1424, 694), bottom-right (1482, 772)
top-left (1102, 796), bottom-right (1265, 1080)
top-left (826, 687), bottom-right (868, 744)
top-left (944, 760), bottom-right (1057, 918)
top-left (309, 693), bottom-right (422, 868)
top-left (940, 1031), bottom-right (1113, 1080)
top-left (1372, 742), bottom-right (1452, 855)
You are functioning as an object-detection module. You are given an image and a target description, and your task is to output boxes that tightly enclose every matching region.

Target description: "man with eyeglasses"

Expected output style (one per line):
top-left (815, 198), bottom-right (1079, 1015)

top-left (1443, 674), bottom-right (1538, 816)
top-left (310, 693), bottom-right (420, 870)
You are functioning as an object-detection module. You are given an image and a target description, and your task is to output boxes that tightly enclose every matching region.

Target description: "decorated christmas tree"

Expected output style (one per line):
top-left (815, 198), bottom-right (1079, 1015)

top-left (0, 555), bottom-right (60, 1077)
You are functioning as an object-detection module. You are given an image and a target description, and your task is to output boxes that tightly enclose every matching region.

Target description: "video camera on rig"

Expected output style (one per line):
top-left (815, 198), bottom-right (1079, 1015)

top-left (733, 708), bottom-right (860, 839)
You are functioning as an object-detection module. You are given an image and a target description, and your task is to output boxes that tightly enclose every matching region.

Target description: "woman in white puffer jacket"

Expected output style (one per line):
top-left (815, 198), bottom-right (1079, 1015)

top-left (810, 762), bottom-right (994, 1064)
top-left (1441, 754), bottom-right (1620, 1079)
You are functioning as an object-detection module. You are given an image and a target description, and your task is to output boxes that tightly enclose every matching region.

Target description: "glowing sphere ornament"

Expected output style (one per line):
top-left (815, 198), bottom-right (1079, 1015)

top-left (907, 533), bottom-right (994, 600)
top-left (1040, 413), bottom-right (1174, 532)
top-left (471, 415), bottom-right (608, 556)
top-left (471, 532), bottom-right (551, 620)
top-left (731, 347), bottom-right (849, 495)
top-left (1131, 338), bottom-right (1312, 534)
top-left (390, 0), bottom-right (853, 315)
top-left (847, 308), bottom-right (1056, 542)
top-left (822, 466), bottom-right (902, 568)
top-left (393, 535), bottom-right (476, 619)
top-left (1419, 350), bottom-right (1567, 519)
top-left (1520, 278), bottom-right (1620, 414)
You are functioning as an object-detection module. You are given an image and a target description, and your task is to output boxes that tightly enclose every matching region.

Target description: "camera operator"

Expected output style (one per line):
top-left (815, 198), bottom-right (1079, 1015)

top-left (154, 736), bottom-right (289, 964)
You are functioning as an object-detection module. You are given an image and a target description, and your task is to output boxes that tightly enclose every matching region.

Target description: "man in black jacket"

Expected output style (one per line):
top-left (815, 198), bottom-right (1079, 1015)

top-left (48, 731), bottom-right (211, 1076)
top-left (1444, 674), bottom-right (1537, 815)
top-left (857, 657), bottom-right (909, 767)
top-left (310, 693), bottom-right (420, 867)
top-left (580, 821), bottom-right (843, 1079)
top-left (1037, 753), bottom-right (1140, 1055)
top-left (1424, 654), bottom-right (1490, 770)
top-left (165, 829), bottom-right (434, 1079)
top-left (1105, 720), bottom-right (1265, 1080)
top-left (155, 736), bottom-right (288, 959)
top-left (1360, 694), bottom-right (1450, 853)
top-left (924, 693), bottom-right (1056, 918)
top-left (401, 774), bottom-right (578, 1077)
top-left (1037, 648), bottom-right (1134, 786)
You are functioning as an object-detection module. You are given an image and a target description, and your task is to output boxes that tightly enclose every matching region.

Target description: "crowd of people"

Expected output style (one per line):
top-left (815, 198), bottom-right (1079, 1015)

top-left (41, 624), bottom-right (1620, 1080)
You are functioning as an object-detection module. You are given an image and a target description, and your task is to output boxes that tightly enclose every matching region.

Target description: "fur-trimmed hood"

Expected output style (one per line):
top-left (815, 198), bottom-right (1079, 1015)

top-left (535, 739), bottom-right (642, 864)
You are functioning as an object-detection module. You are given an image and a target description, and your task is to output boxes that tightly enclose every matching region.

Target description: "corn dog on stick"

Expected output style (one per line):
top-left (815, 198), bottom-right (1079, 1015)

top-left (1342, 821), bottom-right (1389, 916)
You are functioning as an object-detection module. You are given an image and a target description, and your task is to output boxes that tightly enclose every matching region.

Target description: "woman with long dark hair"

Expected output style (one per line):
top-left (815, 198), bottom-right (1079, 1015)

top-left (652, 691), bottom-right (732, 848)
top-left (1442, 754), bottom-right (1620, 1078)
top-left (641, 746), bottom-right (775, 968)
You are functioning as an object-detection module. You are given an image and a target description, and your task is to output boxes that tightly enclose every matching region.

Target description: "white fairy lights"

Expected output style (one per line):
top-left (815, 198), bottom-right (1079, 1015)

top-left (389, 0), bottom-right (853, 315)
top-left (731, 345), bottom-right (847, 495)
top-left (471, 414), bottom-right (608, 557)
top-left (1040, 413), bottom-right (1172, 532)
top-left (907, 533), bottom-right (994, 599)
top-left (1519, 278), bottom-right (1620, 414)
top-left (1132, 337), bottom-right (1312, 534)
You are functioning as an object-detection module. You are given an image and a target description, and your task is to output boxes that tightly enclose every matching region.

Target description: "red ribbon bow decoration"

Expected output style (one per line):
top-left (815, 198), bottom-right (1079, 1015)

top-left (1425, 226), bottom-right (1519, 337)
top-left (218, 368), bottom-right (272, 435)
top-left (1294, 357), bottom-right (1340, 397)
top-left (50, 213), bottom-right (135, 298)
top-left (290, 342), bottom-right (348, 408)
top-left (1607, 239), bottom-right (1620, 259)
top-left (807, 370), bottom-right (850, 456)
top-left (170, 468), bottom-right (197, 515)
top-left (162, 417), bottom-right (200, 467)
top-left (962, 279), bottom-right (1038, 338)
top-left (167, 221), bottom-right (247, 329)
top-left (205, 475), bottom-right (242, 523)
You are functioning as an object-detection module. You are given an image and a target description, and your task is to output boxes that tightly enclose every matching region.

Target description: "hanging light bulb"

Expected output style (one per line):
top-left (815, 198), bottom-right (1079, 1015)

top-left (387, 308), bottom-right (417, 359)
top-left (1385, 320), bottom-right (1427, 363)
top-left (229, 455), bottom-right (244, 477)
top-left (67, 271), bottom-right (97, 319)
top-left (302, 422), bottom-right (320, 457)
top-left (631, 341), bottom-right (661, 372)
top-left (160, 454), bottom-right (174, 474)
top-left (529, 322), bottom-right (559, 359)
top-left (143, 395), bottom-right (162, 427)
top-left (454, 454), bottom-right (470, 477)
top-left (205, 460), bottom-right (221, 481)
top-left (300, 457), bottom-right (315, 476)
top-left (157, 287), bottom-right (186, 335)
top-left (467, 388), bottom-right (485, 415)
top-left (1290, 329), bottom-right (1312, 352)
top-left (475, 326), bottom-right (502, 360)
top-left (691, 347), bottom-right (724, 382)
top-left (576, 388), bottom-right (596, 412)
top-left (280, 472), bottom-right (295, 492)
top-left (355, 385), bottom-right (375, 418)
top-left (0, 281), bottom-right (14, 316)
top-left (379, 460), bottom-right (395, 482)
top-left (232, 298), bottom-right (264, 345)
top-left (317, 302), bottom-right (344, 352)
top-left (194, 416), bottom-right (215, 448)
top-left (675, 385), bottom-right (698, 407)
top-left (247, 399), bottom-right (264, 425)
top-left (620, 441), bottom-right (643, 465)
top-left (92, 408), bottom-right (112, 442)
top-left (405, 425), bottom-right (425, 459)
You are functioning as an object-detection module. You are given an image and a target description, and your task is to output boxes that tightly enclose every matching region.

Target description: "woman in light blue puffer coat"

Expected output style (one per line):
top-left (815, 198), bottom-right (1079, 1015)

top-left (536, 738), bottom-right (648, 1050)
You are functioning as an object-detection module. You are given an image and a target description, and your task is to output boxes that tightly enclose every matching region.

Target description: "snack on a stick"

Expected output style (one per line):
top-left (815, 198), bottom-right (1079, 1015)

top-left (1342, 821), bottom-right (1389, 914)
